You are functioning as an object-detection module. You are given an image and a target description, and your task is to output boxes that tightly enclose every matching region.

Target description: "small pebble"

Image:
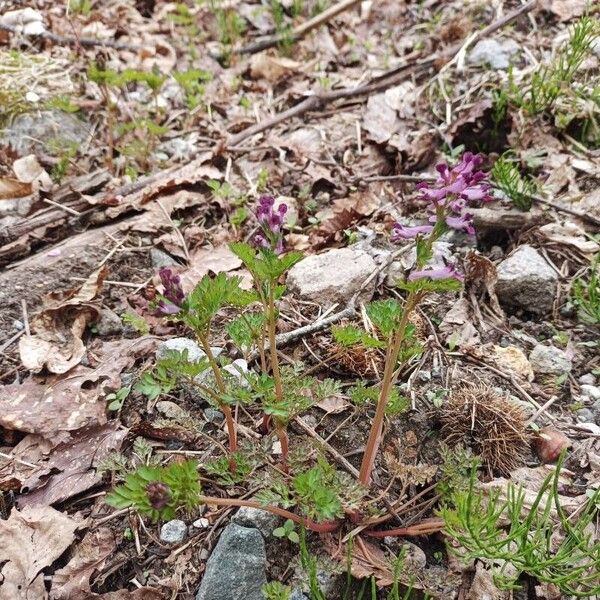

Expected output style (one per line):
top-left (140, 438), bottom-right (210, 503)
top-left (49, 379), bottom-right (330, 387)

top-left (416, 370), bottom-right (431, 383)
top-left (193, 518), bottom-right (210, 529)
top-left (579, 373), bottom-right (597, 386)
top-left (160, 519), bottom-right (187, 544)
top-left (581, 385), bottom-right (600, 402)
top-left (204, 408), bottom-right (224, 423)
top-left (576, 409), bottom-right (594, 423)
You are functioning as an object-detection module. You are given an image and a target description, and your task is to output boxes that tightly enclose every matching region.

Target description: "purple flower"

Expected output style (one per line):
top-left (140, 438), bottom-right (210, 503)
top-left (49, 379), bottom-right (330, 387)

top-left (254, 195), bottom-right (288, 254)
top-left (445, 213), bottom-right (475, 235)
top-left (146, 481), bottom-right (171, 510)
top-left (391, 223), bottom-right (434, 241)
top-left (408, 264), bottom-right (464, 282)
top-left (155, 268), bottom-right (185, 316)
top-left (418, 153), bottom-right (491, 209)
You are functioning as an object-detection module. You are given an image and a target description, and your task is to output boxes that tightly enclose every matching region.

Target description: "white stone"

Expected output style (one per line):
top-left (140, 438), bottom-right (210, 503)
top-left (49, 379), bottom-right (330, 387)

top-left (156, 338), bottom-right (222, 363)
top-left (287, 248), bottom-right (377, 307)
top-left (468, 38), bottom-right (519, 69)
top-left (579, 373), bottom-right (597, 386)
top-left (529, 344), bottom-right (572, 376)
top-left (581, 385), bottom-right (600, 402)
top-left (496, 246), bottom-right (558, 314)
top-left (160, 520), bottom-right (187, 544)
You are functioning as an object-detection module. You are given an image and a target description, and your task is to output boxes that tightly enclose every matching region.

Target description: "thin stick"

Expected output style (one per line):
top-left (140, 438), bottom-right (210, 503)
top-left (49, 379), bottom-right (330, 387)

top-left (238, 0), bottom-right (361, 54)
top-left (156, 199), bottom-right (191, 262)
top-left (41, 198), bottom-right (82, 216)
top-left (21, 299), bottom-right (30, 337)
top-left (0, 23), bottom-right (142, 50)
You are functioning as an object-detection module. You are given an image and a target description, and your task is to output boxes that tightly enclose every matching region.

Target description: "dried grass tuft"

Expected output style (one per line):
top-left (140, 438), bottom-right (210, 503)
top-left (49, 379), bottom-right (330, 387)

top-left (439, 384), bottom-right (531, 475)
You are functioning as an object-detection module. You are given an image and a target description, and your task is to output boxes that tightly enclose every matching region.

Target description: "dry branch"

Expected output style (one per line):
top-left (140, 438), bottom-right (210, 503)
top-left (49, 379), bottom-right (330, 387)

top-left (238, 0), bottom-right (362, 54)
top-left (0, 23), bottom-right (142, 50)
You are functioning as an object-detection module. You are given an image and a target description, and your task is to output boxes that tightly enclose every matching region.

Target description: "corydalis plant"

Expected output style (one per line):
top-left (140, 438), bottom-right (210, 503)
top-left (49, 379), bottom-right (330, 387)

top-left (149, 271), bottom-right (256, 470)
top-left (358, 153), bottom-right (493, 486)
top-left (230, 196), bottom-right (303, 472)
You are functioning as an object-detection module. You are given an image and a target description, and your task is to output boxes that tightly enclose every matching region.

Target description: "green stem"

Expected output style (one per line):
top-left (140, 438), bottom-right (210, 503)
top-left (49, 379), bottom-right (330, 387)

top-left (358, 290), bottom-right (420, 486)
top-left (198, 334), bottom-right (238, 462)
top-left (267, 282), bottom-right (289, 472)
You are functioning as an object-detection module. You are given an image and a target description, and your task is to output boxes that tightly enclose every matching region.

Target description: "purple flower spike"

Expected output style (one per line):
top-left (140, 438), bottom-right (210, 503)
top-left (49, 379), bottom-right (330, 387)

top-left (408, 264), bottom-right (464, 282)
top-left (155, 267), bottom-right (185, 316)
top-left (391, 223), bottom-right (434, 241)
top-left (253, 195), bottom-right (289, 255)
top-left (146, 481), bottom-right (171, 510)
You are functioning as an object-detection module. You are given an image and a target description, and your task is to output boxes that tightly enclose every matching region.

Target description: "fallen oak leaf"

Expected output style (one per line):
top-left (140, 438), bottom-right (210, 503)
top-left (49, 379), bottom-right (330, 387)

top-left (17, 422), bottom-right (127, 508)
top-left (1, 337), bottom-right (157, 441)
top-left (49, 527), bottom-right (116, 600)
top-left (179, 245), bottom-right (243, 294)
top-left (19, 265), bottom-right (107, 374)
top-left (0, 505), bottom-right (79, 599)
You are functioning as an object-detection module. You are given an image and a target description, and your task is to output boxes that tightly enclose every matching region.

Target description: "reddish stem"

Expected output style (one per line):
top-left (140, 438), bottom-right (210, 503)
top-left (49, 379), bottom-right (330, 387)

top-left (200, 495), bottom-right (339, 533)
top-left (363, 518), bottom-right (445, 538)
top-left (261, 414), bottom-right (271, 434)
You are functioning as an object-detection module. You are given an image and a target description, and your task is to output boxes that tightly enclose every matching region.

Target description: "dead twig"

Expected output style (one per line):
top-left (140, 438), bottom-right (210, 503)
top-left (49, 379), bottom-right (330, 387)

top-left (0, 23), bottom-right (142, 50)
top-left (238, 0), bottom-right (361, 54)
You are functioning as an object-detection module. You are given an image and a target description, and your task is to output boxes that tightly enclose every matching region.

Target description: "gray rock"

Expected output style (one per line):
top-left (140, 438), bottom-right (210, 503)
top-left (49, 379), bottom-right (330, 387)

top-left (577, 408), bottom-right (595, 423)
top-left (468, 38), bottom-right (519, 69)
top-left (232, 506), bottom-right (280, 538)
top-left (287, 248), bottom-right (377, 307)
top-left (579, 373), bottom-right (597, 386)
top-left (156, 338), bottom-right (222, 363)
top-left (160, 520), bottom-right (187, 544)
top-left (496, 246), bottom-right (558, 315)
top-left (204, 407), bottom-right (224, 423)
top-left (529, 344), bottom-right (572, 376)
top-left (223, 359), bottom-right (250, 387)
top-left (196, 523), bottom-right (267, 600)
top-left (416, 370), bottom-right (431, 383)
top-left (581, 385), bottom-right (600, 402)
top-left (593, 400), bottom-right (600, 424)
top-left (290, 590), bottom-right (309, 600)
top-left (156, 133), bottom-right (199, 161)
top-left (1, 110), bottom-right (90, 155)
top-left (95, 308), bottom-right (123, 337)
top-left (151, 248), bottom-right (179, 269)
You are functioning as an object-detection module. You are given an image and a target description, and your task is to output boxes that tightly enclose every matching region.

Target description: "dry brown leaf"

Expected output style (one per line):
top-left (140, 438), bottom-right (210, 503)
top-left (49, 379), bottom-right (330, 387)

top-left (180, 245), bottom-right (243, 293)
top-left (466, 562), bottom-right (510, 600)
top-left (50, 527), bottom-right (116, 600)
top-left (439, 297), bottom-right (480, 348)
top-left (250, 53), bottom-right (301, 82)
top-left (538, 222), bottom-right (600, 256)
top-left (106, 153), bottom-right (219, 217)
top-left (1, 337), bottom-right (157, 440)
top-left (0, 505), bottom-right (78, 599)
top-left (316, 396), bottom-right (349, 414)
top-left (18, 265), bottom-right (107, 374)
top-left (18, 422), bottom-right (127, 507)
top-left (310, 191), bottom-right (380, 247)
top-left (0, 177), bottom-right (32, 199)
top-left (543, 0), bottom-right (588, 21)
top-left (363, 93), bottom-right (400, 144)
